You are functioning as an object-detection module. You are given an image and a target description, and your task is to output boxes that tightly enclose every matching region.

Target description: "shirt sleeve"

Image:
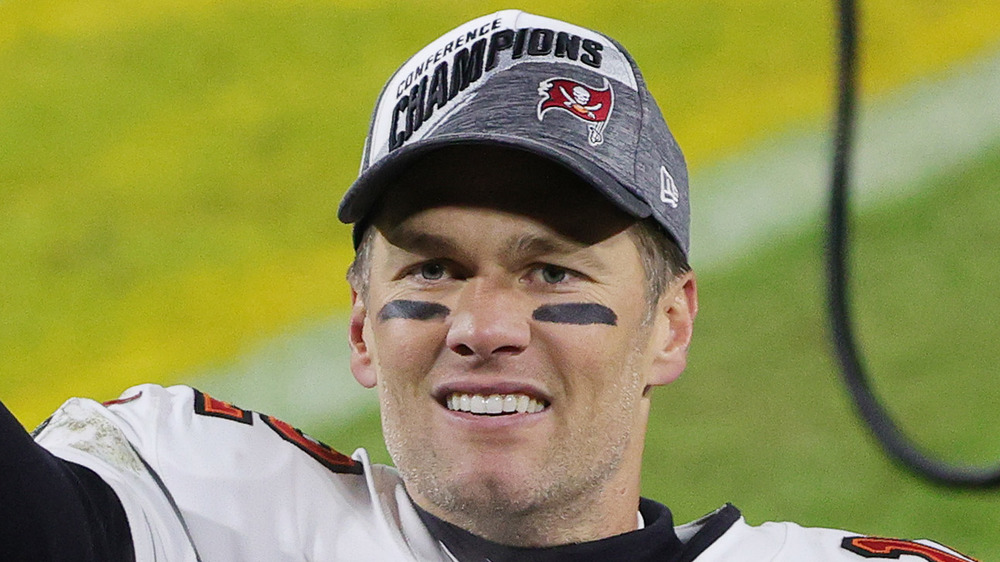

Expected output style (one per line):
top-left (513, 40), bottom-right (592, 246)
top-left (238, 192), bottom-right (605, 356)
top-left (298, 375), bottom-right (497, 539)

top-left (0, 399), bottom-right (133, 561)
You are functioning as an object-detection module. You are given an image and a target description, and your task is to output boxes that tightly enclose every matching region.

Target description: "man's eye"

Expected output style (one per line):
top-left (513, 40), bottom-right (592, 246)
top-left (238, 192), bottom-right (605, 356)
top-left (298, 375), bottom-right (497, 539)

top-left (540, 265), bottom-right (568, 284)
top-left (419, 262), bottom-right (446, 280)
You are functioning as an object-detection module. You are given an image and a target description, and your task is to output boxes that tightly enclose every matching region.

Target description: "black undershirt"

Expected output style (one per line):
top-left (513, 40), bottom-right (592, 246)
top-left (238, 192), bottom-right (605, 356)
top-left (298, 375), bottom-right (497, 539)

top-left (414, 497), bottom-right (741, 562)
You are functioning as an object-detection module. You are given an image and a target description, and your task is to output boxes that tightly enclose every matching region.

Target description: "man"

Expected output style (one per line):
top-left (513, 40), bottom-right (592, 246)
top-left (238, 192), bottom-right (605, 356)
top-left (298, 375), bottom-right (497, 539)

top-left (0, 9), bottom-right (978, 561)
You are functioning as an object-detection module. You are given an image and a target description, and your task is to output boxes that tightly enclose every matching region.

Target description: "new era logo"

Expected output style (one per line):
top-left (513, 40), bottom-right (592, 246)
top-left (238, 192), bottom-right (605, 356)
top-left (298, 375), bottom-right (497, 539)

top-left (659, 166), bottom-right (679, 208)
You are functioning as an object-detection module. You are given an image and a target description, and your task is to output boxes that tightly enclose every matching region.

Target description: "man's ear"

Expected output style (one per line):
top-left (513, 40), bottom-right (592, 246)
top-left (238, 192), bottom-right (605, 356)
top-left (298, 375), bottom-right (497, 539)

top-left (647, 272), bottom-right (698, 388)
top-left (349, 289), bottom-right (377, 388)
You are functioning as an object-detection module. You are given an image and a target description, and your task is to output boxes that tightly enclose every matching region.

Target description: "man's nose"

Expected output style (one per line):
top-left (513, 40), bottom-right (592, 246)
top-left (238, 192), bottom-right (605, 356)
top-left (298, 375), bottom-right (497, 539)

top-left (445, 279), bottom-right (530, 359)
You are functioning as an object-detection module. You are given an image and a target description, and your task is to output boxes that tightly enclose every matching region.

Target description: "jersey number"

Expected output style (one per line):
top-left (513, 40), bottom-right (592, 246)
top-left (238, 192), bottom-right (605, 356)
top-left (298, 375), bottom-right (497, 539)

top-left (261, 414), bottom-right (363, 475)
top-left (192, 389), bottom-right (362, 475)
top-left (843, 537), bottom-right (978, 562)
top-left (194, 389), bottom-right (253, 424)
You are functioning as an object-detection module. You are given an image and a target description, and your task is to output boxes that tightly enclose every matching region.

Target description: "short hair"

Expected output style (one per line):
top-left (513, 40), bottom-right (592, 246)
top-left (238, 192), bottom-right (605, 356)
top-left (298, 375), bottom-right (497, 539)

top-left (627, 218), bottom-right (691, 307)
top-left (346, 224), bottom-right (376, 300)
top-left (347, 217), bottom-right (689, 310)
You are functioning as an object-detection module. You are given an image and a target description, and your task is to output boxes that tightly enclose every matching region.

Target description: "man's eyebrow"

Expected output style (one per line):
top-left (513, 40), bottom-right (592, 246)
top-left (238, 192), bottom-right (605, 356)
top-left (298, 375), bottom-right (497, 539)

top-left (506, 233), bottom-right (584, 258)
top-left (387, 228), bottom-right (604, 268)
top-left (505, 233), bottom-right (607, 272)
top-left (389, 229), bottom-right (583, 257)
top-left (386, 228), bottom-right (463, 257)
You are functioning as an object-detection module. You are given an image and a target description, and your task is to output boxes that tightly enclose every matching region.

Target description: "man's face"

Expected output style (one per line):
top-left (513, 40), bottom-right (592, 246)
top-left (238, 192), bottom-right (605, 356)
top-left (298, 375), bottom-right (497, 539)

top-left (348, 146), bottom-right (693, 540)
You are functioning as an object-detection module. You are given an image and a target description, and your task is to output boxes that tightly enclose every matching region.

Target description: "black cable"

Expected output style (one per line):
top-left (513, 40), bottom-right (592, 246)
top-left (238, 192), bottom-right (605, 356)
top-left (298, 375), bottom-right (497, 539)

top-left (827, 0), bottom-right (1000, 488)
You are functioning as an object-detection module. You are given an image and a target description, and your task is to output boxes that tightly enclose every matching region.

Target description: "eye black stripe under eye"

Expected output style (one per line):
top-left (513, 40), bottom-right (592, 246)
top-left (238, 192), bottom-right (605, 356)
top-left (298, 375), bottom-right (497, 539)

top-left (378, 300), bottom-right (451, 322)
top-left (532, 303), bottom-right (617, 326)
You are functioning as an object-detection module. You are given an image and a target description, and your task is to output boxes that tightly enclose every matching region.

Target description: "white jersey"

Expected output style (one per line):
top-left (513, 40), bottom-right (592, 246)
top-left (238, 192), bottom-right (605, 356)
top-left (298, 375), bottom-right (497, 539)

top-left (33, 384), bottom-right (977, 561)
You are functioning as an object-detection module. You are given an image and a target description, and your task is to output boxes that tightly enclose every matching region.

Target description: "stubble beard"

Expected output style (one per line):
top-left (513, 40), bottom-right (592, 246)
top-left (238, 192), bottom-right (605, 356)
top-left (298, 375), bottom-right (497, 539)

top-left (382, 351), bottom-right (647, 546)
top-left (392, 422), bottom-right (634, 546)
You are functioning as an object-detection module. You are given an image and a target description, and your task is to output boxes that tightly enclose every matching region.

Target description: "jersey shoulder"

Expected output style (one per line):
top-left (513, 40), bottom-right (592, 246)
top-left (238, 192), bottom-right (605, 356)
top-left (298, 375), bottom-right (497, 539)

top-left (101, 383), bottom-right (363, 476)
top-left (34, 384), bottom-right (423, 561)
top-left (693, 511), bottom-right (978, 562)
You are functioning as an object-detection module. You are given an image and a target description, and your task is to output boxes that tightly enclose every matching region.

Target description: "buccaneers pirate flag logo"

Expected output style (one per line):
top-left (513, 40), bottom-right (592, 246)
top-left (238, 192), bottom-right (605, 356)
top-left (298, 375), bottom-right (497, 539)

top-left (537, 77), bottom-right (614, 146)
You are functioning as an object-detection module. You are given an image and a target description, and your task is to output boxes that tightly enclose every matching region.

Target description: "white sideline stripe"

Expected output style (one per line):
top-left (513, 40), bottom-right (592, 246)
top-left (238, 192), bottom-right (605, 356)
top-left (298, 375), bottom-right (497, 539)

top-left (694, 47), bottom-right (1000, 269)
top-left (191, 48), bottom-right (1000, 429)
top-left (192, 314), bottom-right (365, 426)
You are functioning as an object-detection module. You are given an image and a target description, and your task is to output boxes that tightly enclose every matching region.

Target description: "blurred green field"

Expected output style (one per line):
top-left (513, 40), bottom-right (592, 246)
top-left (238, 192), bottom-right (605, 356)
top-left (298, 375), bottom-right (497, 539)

top-left (3, 0), bottom-right (1000, 557)
top-left (3, 0), bottom-right (999, 424)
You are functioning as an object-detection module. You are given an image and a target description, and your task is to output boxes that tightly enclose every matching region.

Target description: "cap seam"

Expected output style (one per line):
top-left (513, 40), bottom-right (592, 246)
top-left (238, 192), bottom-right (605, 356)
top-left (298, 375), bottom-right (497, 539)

top-left (607, 35), bottom-right (646, 205)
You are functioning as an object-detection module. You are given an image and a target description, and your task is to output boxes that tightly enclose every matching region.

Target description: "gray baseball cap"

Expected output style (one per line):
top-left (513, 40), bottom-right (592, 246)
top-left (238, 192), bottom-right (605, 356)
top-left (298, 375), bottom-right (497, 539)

top-left (338, 9), bottom-right (690, 257)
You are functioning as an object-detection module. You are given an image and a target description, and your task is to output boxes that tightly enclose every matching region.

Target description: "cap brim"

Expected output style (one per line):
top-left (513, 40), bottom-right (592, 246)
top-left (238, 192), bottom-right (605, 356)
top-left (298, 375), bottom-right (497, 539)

top-left (338, 133), bottom-right (653, 229)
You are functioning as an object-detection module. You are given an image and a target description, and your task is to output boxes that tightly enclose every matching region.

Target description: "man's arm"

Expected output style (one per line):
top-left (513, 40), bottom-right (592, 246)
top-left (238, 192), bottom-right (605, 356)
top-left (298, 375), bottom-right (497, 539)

top-left (0, 400), bottom-right (133, 562)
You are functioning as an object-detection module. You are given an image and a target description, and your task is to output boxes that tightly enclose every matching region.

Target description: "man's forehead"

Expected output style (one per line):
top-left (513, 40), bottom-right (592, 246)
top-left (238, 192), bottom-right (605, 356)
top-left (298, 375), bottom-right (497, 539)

top-left (371, 208), bottom-right (627, 280)
top-left (379, 212), bottom-right (591, 257)
top-left (370, 145), bottom-right (637, 246)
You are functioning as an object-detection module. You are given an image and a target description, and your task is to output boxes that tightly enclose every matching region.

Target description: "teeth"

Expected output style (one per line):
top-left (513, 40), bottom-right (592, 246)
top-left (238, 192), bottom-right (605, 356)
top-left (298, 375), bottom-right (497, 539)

top-left (470, 395), bottom-right (486, 414)
top-left (516, 395), bottom-right (529, 413)
top-left (445, 393), bottom-right (548, 415)
top-left (486, 395), bottom-right (503, 414)
top-left (502, 395), bottom-right (517, 413)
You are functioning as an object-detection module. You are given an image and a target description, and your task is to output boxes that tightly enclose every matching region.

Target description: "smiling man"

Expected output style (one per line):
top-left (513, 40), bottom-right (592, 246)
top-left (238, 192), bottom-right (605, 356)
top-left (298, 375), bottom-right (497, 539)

top-left (0, 9), bottom-right (978, 562)
top-left (346, 144), bottom-right (695, 549)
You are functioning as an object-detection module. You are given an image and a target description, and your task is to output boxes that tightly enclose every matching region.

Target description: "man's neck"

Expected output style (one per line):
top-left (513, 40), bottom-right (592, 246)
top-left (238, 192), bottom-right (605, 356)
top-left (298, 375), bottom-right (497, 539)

top-left (410, 487), bottom-right (640, 547)
top-left (412, 498), bottom-right (690, 562)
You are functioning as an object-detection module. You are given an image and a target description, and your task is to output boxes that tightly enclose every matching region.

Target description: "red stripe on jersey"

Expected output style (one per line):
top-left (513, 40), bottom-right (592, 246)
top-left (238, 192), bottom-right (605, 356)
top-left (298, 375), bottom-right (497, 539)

top-left (261, 415), bottom-right (362, 475)
top-left (103, 391), bottom-right (143, 407)
top-left (843, 536), bottom-right (979, 562)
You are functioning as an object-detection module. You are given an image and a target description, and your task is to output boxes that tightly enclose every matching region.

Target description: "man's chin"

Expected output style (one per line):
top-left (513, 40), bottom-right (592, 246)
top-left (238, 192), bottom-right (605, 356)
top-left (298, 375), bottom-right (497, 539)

top-left (421, 470), bottom-right (551, 519)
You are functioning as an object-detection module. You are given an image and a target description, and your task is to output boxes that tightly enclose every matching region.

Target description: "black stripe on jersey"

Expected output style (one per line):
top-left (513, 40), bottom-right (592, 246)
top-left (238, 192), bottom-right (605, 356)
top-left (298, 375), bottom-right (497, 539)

top-left (674, 503), bottom-right (742, 562)
top-left (129, 439), bottom-right (205, 561)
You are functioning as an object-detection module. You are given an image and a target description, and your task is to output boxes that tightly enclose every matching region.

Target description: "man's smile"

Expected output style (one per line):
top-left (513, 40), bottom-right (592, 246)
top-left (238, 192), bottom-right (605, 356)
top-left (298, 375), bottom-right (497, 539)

top-left (445, 392), bottom-right (549, 415)
top-left (434, 382), bottom-right (552, 418)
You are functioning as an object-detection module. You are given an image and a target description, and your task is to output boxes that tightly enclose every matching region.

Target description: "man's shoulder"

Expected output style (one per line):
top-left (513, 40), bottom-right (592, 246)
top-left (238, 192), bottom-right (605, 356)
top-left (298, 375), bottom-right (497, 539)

top-left (688, 507), bottom-right (978, 562)
top-left (33, 384), bottom-right (431, 560)
top-left (38, 383), bottom-right (365, 478)
top-left (108, 383), bottom-right (365, 476)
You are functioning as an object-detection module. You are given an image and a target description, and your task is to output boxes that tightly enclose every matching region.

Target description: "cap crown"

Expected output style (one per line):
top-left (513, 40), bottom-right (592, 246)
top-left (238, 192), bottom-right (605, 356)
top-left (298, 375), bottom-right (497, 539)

top-left (340, 10), bottom-right (690, 257)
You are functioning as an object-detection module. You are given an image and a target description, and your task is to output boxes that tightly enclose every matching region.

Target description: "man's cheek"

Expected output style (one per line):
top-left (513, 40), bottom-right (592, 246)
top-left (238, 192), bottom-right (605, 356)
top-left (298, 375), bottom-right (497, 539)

top-left (374, 324), bottom-right (442, 379)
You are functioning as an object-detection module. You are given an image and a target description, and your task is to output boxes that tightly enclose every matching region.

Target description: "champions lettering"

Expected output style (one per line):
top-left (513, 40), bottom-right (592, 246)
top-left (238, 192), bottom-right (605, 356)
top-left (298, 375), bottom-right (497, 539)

top-left (388, 26), bottom-right (605, 151)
